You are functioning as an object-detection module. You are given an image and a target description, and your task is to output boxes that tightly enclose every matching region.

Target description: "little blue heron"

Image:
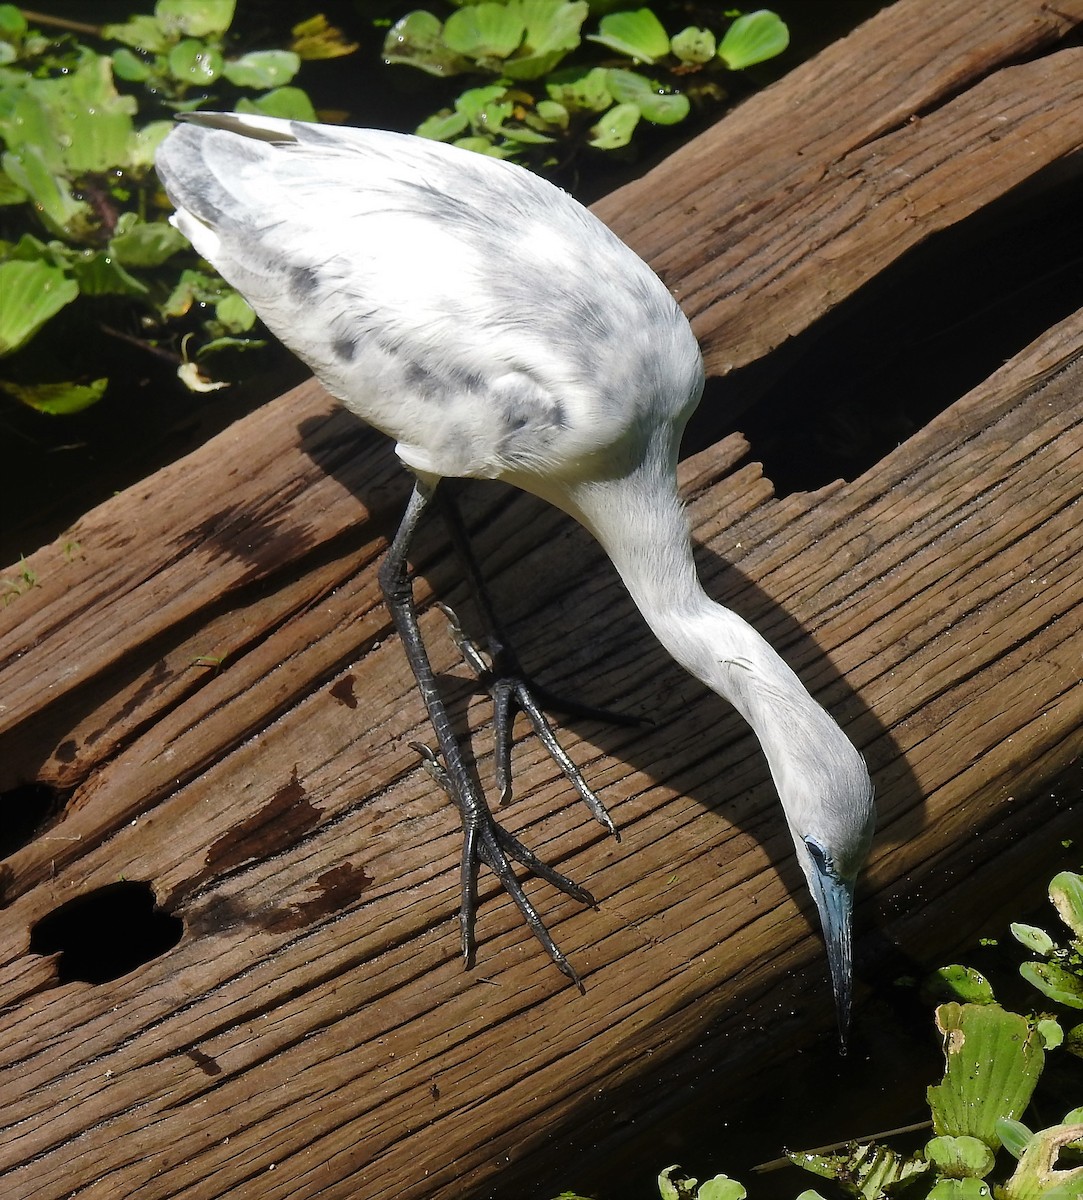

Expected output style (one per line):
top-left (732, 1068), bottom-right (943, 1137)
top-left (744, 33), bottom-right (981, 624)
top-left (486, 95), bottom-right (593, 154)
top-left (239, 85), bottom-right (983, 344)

top-left (156, 114), bottom-right (875, 1036)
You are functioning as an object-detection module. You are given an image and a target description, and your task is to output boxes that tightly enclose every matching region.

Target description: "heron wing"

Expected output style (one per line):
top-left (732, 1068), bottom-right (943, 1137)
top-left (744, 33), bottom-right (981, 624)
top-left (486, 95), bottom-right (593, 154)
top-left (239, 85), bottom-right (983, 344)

top-left (155, 115), bottom-right (701, 481)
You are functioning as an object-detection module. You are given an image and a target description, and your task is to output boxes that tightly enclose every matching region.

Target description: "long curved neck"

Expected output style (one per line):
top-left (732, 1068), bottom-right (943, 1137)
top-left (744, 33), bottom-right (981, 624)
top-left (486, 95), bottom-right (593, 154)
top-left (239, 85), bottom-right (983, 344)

top-left (562, 466), bottom-right (790, 707)
top-left (553, 458), bottom-right (844, 793)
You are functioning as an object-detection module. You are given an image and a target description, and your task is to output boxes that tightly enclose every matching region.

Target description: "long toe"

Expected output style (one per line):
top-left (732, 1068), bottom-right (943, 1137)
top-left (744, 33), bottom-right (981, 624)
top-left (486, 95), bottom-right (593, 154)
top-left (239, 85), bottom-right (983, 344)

top-left (439, 606), bottom-right (620, 838)
top-left (511, 680), bottom-right (618, 839)
top-left (474, 819), bottom-right (588, 988)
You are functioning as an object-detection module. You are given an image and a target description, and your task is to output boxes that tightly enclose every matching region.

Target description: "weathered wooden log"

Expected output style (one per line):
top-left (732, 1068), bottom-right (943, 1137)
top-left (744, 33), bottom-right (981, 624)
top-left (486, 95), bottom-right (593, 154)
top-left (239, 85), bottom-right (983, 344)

top-left (1, 1), bottom-right (1081, 1197)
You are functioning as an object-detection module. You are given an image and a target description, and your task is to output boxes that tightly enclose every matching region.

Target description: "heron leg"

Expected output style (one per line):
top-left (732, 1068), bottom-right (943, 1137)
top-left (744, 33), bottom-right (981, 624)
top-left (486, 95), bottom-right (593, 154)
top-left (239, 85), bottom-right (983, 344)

top-left (378, 478), bottom-right (592, 987)
top-left (435, 488), bottom-right (634, 836)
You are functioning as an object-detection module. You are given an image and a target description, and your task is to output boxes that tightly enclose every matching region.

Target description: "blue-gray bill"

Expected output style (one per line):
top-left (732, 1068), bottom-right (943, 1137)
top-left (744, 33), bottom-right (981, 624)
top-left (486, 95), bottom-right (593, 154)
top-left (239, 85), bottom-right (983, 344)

top-left (807, 865), bottom-right (855, 1052)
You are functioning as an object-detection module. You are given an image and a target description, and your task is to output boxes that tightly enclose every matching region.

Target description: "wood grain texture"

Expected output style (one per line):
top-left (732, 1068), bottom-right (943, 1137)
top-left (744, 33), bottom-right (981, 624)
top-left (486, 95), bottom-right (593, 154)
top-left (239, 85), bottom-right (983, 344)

top-left (594, 0), bottom-right (1083, 371)
top-left (1, 0), bottom-right (1081, 1196)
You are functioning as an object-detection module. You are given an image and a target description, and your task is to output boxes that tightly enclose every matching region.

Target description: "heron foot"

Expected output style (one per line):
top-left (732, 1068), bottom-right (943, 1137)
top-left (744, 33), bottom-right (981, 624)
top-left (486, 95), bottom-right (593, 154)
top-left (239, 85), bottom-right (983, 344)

top-left (437, 602), bottom-right (623, 839)
top-left (412, 741), bottom-right (593, 991)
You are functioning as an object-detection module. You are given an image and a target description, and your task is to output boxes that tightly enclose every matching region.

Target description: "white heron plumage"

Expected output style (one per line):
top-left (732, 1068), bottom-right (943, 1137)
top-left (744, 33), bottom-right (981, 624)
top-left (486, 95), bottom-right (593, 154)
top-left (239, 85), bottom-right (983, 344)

top-left (156, 113), bottom-right (875, 1037)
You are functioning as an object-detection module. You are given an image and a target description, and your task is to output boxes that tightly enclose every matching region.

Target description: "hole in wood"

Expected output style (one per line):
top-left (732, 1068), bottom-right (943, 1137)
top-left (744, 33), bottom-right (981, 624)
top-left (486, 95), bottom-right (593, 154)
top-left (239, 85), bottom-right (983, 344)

top-left (0, 783), bottom-right (64, 859)
top-left (29, 881), bottom-right (183, 984)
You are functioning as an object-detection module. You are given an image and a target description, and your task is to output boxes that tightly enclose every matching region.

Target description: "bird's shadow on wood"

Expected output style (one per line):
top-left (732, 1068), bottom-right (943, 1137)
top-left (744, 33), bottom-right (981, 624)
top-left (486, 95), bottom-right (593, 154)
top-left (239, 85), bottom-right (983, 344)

top-left (298, 408), bottom-right (925, 989)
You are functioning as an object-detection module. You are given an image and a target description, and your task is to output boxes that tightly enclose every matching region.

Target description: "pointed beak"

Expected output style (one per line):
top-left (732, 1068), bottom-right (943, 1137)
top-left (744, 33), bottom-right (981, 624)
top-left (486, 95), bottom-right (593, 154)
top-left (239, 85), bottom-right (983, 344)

top-left (806, 866), bottom-right (855, 1051)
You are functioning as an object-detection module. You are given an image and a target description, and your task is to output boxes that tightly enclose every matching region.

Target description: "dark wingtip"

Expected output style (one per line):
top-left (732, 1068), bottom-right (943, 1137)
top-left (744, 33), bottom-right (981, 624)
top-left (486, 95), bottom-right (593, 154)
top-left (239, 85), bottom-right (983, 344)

top-left (174, 111), bottom-right (295, 143)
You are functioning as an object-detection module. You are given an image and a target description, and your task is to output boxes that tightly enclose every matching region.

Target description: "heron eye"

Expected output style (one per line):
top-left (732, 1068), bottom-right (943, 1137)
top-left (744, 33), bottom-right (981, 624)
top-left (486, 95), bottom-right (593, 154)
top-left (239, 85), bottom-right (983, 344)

top-left (804, 837), bottom-right (834, 875)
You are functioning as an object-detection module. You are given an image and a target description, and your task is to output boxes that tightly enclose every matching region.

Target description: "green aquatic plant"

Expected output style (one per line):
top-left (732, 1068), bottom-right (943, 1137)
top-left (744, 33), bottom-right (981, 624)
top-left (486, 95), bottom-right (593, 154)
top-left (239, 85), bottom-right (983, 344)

top-left (778, 875), bottom-right (1083, 1198)
top-left (551, 869), bottom-right (1083, 1200)
top-left (0, 1), bottom-right (354, 411)
top-left (382, 3), bottom-right (789, 161)
top-left (1011, 870), bottom-right (1083, 1017)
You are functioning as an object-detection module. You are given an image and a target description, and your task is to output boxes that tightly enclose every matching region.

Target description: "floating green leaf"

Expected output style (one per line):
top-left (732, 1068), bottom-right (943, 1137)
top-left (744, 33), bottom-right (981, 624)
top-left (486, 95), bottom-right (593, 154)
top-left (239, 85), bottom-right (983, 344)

top-left (108, 218), bottom-right (188, 268)
top-left (443, 2), bottom-right (525, 59)
top-left (0, 168), bottom-right (26, 205)
top-left (0, 52), bottom-right (139, 178)
top-left (718, 10), bottom-right (789, 70)
top-left (931, 966), bottom-right (997, 1006)
top-left (0, 258), bottom-right (77, 354)
top-left (0, 81), bottom-right (63, 171)
top-left (197, 334), bottom-right (265, 356)
top-left (504, 0), bottom-right (587, 80)
top-left (697, 1176), bottom-right (747, 1200)
top-left (658, 1166), bottom-right (698, 1200)
top-left (1020, 961), bottom-right (1083, 1009)
top-left (671, 26), bottom-right (716, 65)
top-left (454, 84), bottom-right (512, 123)
top-left (1037, 1017), bottom-right (1064, 1050)
top-left (111, 47), bottom-right (152, 82)
top-left (546, 65), bottom-right (612, 112)
top-left (102, 14), bottom-right (170, 54)
top-left (589, 100), bottom-right (639, 149)
top-left (68, 249), bottom-right (147, 297)
top-left (928, 1003), bottom-right (1045, 1147)
top-left (235, 87), bottom-right (317, 122)
top-left (924, 1135), bottom-right (995, 1179)
top-left (588, 8), bottom-right (671, 64)
top-left (2, 232), bottom-right (51, 263)
top-left (0, 376), bottom-right (108, 413)
top-left (518, 0), bottom-right (588, 56)
top-left (215, 290), bottom-right (256, 333)
top-left (0, 4), bottom-right (28, 40)
top-left (997, 1118), bottom-right (1034, 1160)
top-left (156, 0), bottom-right (236, 40)
top-left (926, 1180), bottom-right (991, 1199)
top-left (383, 11), bottom-right (472, 77)
top-left (1011, 923), bottom-right (1055, 957)
top-left (2, 146), bottom-right (91, 237)
top-left (223, 49), bottom-right (300, 89)
top-left (160, 267), bottom-right (219, 318)
top-left (60, 54), bottom-right (139, 172)
top-left (452, 135), bottom-right (509, 157)
top-left (1050, 871), bottom-right (1083, 939)
top-left (606, 68), bottom-right (689, 124)
top-left (416, 110), bottom-right (471, 142)
top-left (499, 124), bottom-right (555, 146)
top-left (535, 99), bottom-right (568, 128)
top-left (129, 120), bottom-right (175, 169)
top-left (168, 38), bottom-right (223, 85)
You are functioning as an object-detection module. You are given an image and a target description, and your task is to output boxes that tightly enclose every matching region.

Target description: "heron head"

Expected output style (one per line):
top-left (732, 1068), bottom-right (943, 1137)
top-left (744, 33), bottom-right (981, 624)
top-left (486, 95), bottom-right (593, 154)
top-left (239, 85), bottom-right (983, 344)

top-left (775, 721), bottom-right (875, 1049)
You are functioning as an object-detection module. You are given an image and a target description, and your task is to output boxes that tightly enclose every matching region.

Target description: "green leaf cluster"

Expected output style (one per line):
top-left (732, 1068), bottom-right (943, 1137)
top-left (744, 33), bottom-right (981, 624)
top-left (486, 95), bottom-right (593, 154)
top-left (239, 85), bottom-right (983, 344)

top-left (552, 869), bottom-right (1083, 1200)
top-left (787, 874), bottom-right (1083, 1199)
top-left (1011, 871), bottom-right (1083, 1017)
top-left (0, 2), bottom-right (352, 411)
top-left (658, 1165), bottom-right (749, 1200)
top-left (383, 4), bottom-right (789, 160)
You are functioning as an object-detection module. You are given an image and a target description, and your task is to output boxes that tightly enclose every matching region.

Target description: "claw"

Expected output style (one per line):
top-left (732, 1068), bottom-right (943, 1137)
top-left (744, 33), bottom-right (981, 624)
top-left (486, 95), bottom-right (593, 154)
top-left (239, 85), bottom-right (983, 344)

top-left (412, 738), bottom-right (589, 984)
top-left (471, 816), bottom-right (590, 991)
top-left (437, 601), bottom-right (490, 677)
top-left (437, 600), bottom-right (621, 839)
top-left (410, 741), bottom-right (452, 793)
